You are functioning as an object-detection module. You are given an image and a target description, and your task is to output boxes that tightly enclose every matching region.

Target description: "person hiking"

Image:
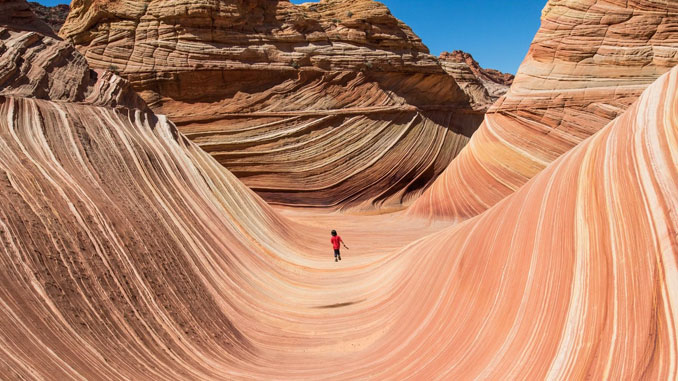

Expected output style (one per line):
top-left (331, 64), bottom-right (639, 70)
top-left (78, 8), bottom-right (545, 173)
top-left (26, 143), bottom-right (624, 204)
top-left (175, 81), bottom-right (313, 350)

top-left (330, 230), bottom-right (348, 262)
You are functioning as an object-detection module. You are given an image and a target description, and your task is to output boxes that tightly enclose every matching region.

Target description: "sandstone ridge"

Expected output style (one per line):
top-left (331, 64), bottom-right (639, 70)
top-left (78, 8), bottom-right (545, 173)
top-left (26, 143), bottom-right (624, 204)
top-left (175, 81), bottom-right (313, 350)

top-left (438, 50), bottom-right (513, 110)
top-left (411, 0), bottom-right (678, 220)
top-left (1, 0), bottom-right (678, 379)
top-left (61, 0), bottom-right (484, 210)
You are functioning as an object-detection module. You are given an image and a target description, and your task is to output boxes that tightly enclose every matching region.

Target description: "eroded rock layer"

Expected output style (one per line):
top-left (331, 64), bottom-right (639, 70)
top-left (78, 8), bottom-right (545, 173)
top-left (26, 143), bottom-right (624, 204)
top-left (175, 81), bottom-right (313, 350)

top-left (371, 67), bottom-right (678, 379)
top-left (28, 2), bottom-right (70, 33)
top-left (60, 0), bottom-right (482, 210)
top-left (410, 0), bottom-right (678, 220)
top-left (438, 50), bottom-right (513, 110)
top-left (2, 0), bottom-right (678, 378)
top-left (0, 10), bottom-right (297, 377)
top-left (3, 45), bottom-right (677, 381)
top-left (0, 0), bottom-right (147, 110)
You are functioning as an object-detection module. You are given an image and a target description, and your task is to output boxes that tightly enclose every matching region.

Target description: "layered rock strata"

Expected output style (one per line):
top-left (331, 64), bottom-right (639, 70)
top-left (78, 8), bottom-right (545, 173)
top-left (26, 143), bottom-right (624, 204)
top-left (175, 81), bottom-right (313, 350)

top-left (2, 0), bottom-right (678, 378)
top-left (0, 27), bottom-right (147, 109)
top-left (411, 0), bottom-right (678, 220)
top-left (375, 67), bottom-right (678, 379)
top-left (60, 0), bottom-right (483, 210)
top-left (3, 27), bottom-right (678, 379)
top-left (28, 1), bottom-right (70, 33)
top-left (0, 6), bottom-right (299, 378)
top-left (438, 50), bottom-right (513, 110)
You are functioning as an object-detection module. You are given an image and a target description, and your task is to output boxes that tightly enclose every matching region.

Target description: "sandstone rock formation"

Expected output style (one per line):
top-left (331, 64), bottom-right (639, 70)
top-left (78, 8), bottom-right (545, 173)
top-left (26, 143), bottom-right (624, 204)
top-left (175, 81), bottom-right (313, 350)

top-left (60, 0), bottom-right (483, 210)
top-left (438, 50), bottom-right (513, 110)
top-left (377, 67), bottom-right (678, 379)
top-left (2, 0), bottom-right (678, 379)
top-left (0, 0), bottom-right (146, 109)
top-left (28, 1), bottom-right (70, 33)
top-left (0, 0), bottom-right (58, 36)
top-left (443, 50), bottom-right (514, 88)
top-left (0, 29), bottom-right (147, 109)
top-left (0, 5), bottom-right (300, 377)
top-left (3, 19), bottom-right (678, 378)
top-left (410, 0), bottom-right (678, 220)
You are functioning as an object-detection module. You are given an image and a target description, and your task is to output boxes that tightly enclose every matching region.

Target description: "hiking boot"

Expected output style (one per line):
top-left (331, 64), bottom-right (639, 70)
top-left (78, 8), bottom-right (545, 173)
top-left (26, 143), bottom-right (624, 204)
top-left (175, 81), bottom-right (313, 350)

top-left (338, 255), bottom-right (341, 261)
top-left (335, 258), bottom-right (338, 262)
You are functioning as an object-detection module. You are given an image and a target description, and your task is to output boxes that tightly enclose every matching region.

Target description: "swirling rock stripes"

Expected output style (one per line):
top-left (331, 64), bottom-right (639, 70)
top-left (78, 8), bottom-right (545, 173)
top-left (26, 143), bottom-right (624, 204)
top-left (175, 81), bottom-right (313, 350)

top-left (1, 0), bottom-right (677, 379)
top-left (410, 0), bottom-right (678, 220)
top-left (0, 94), bottom-right (318, 379)
top-left (355, 66), bottom-right (678, 379)
top-left (184, 110), bottom-right (470, 210)
top-left (1, 66), bottom-right (676, 379)
top-left (60, 0), bottom-right (484, 210)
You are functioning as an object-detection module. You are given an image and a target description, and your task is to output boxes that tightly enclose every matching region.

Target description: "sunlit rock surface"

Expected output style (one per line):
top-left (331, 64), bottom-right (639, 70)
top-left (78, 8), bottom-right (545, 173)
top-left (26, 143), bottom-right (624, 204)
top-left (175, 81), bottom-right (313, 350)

top-left (1, 0), bottom-right (678, 379)
top-left (438, 50), bottom-right (513, 110)
top-left (3, 45), bottom-right (677, 381)
top-left (0, 3), bottom-right (146, 110)
top-left (380, 67), bottom-right (678, 379)
top-left (410, 0), bottom-right (678, 220)
top-left (28, 1), bottom-right (70, 33)
top-left (60, 0), bottom-right (483, 211)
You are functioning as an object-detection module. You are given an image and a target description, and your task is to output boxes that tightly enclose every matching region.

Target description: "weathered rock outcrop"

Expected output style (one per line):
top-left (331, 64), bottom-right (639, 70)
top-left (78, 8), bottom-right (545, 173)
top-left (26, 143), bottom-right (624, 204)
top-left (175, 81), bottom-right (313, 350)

top-left (443, 50), bottom-right (514, 88)
top-left (438, 50), bottom-right (513, 110)
top-left (2, 0), bottom-right (678, 379)
top-left (0, 5), bottom-right (297, 378)
top-left (0, 28), bottom-right (148, 110)
top-left (4, 15), bottom-right (678, 377)
top-left (411, 0), bottom-right (678, 220)
top-left (0, 0), bottom-right (58, 36)
top-left (60, 0), bottom-right (483, 210)
top-left (0, 0), bottom-right (146, 109)
top-left (381, 67), bottom-right (678, 379)
top-left (28, 1), bottom-right (70, 33)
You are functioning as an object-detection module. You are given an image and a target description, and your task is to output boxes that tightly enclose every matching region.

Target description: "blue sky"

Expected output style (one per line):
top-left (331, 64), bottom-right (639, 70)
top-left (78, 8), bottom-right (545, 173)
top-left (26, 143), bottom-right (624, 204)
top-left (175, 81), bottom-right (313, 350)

top-left (294, 0), bottom-right (547, 74)
top-left (34, 0), bottom-right (67, 5)
top-left (37, 0), bottom-right (546, 74)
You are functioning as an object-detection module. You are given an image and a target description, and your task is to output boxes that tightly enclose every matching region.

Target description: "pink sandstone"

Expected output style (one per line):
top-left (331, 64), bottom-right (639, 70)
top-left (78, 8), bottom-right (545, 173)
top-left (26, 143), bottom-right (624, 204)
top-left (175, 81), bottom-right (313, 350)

top-left (0, 0), bottom-right (677, 379)
top-left (410, 0), bottom-right (678, 220)
top-left (60, 0), bottom-right (484, 211)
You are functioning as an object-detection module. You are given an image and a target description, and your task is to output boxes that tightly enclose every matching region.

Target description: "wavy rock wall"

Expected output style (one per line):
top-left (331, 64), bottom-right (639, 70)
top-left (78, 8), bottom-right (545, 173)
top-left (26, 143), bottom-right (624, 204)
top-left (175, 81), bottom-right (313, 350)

top-left (3, 37), bottom-right (677, 381)
top-left (0, 6), bottom-right (301, 378)
top-left (60, 0), bottom-right (482, 210)
top-left (369, 67), bottom-right (678, 379)
top-left (410, 0), bottom-right (678, 220)
top-left (2, 0), bottom-right (678, 379)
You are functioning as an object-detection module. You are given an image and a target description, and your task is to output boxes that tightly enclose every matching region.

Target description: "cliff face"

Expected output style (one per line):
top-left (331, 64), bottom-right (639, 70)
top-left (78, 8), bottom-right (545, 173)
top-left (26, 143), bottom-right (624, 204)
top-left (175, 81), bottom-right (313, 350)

top-left (410, 0), bottom-right (678, 220)
top-left (384, 67), bottom-right (678, 379)
top-left (2, 0), bottom-right (678, 379)
top-left (60, 0), bottom-right (483, 210)
top-left (0, 4), bottom-right (293, 378)
top-left (28, 2), bottom-right (70, 33)
top-left (438, 50), bottom-right (513, 110)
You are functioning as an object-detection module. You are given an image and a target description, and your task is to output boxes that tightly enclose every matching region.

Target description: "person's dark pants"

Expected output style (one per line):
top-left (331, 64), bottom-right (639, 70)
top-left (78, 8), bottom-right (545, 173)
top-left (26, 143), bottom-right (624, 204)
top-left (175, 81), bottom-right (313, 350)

top-left (334, 249), bottom-right (340, 258)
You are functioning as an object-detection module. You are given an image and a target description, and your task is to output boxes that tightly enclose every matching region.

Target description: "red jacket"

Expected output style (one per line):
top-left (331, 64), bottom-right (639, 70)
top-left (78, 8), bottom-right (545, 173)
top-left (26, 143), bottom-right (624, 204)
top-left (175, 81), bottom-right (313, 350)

top-left (331, 236), bottom-right (342, 249)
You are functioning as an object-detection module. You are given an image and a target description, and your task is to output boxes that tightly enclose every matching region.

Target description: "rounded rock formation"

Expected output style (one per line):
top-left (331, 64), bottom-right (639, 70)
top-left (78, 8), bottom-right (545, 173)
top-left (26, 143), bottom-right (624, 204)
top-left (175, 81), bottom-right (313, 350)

top-left (410, 0), bottom-right (678, 220)
top-left (60, 0), bottom-right (484, 211)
